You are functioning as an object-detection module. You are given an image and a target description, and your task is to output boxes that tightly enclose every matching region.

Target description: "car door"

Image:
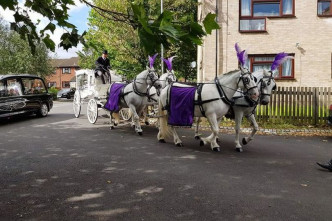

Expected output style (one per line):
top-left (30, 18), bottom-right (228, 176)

top-left (0, 78), bottom-right (28, 117)
top-left (20, 77), bottom-right (44, 112)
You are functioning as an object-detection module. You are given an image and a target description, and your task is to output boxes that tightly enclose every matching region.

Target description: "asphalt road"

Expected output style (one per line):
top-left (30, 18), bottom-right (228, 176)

top-left (0, 102), bottom-right (331, 221)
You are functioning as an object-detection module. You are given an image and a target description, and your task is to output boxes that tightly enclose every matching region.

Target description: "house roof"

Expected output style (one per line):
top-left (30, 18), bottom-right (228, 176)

top-left (51, 57), bottom-right (79, 68)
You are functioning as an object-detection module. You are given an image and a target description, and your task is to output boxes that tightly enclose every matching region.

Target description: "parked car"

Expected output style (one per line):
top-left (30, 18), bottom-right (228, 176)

top-left (0, 74), bottom-right (53, 119)
top-left (57, 88), bottom-right (76, 99)
top-left (328, 104), bottom-right (332, 126)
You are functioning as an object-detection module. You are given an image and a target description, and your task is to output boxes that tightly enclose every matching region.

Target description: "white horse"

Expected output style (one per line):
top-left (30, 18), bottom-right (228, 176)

top-left (194, 52), bottom-right (292, 152)
top-left (142, 69), bottom-right (177, 125)
top-left (157, 67), bottom-right (259, 151)
top-left (232, 69), bottom-right (276, 152)
top-left (110, 67), bottom-right (161, 135)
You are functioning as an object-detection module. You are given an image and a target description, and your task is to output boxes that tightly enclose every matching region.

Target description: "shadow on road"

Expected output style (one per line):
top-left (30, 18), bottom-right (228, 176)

top-left (0, 116), bottom-right (332, 220)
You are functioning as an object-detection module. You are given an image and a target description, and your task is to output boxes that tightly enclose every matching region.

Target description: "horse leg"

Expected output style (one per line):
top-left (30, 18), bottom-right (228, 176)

top-left (169, 127), bottom-right (183, 147)
top-left (200, 114), bottom-right (220, 152)
top-left (242, 114), bottom-right (259, 146)
top-left (113, 112), bottom-right (120, 126)
top-left (143, 106), bottom-right (150, 125)
top-left (157, 110), bottom-right (170, 143)
top-left (109, 112), bottom-right (115, 129)
top-left (128, 104), bottom-right (142, 135)
top-left (194, 117), bottom-right (201, 140)
top-left (234, 110), bottom-right (244, 152)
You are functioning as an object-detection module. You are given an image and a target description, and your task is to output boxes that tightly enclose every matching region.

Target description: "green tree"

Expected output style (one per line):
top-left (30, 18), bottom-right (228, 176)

top-left (0, 19), bottom-right (54, 77)
top-left (79, 0), bottom-right (208, 80)
top-left (0, 0), bottom-right (218, 59)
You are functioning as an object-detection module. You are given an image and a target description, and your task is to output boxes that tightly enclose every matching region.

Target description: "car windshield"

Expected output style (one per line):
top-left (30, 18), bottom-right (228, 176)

top-left (58, 88), bottom-right (70, 94)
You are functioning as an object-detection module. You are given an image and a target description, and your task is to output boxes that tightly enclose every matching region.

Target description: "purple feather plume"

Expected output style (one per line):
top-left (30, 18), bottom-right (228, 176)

top-left (163, 56), bottom-right (176, 71)
top-left (148, 53), bottom-right (158, 68)
top-left (235, 43), bottom-right (242, 55)
top-left (271, 52), bottom-right (293, 71)
top-left (235, 43), bottom-right (247, 67)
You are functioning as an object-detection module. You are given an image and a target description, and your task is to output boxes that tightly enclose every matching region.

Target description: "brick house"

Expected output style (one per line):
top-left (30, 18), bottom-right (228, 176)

top-left (198, 0), bottom-right (332, 87)
top-left (46, 57), bottom-right (80, 89)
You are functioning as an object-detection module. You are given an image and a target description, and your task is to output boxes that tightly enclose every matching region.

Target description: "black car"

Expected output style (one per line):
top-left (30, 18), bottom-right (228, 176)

top-left (57, 88), bottom-right (76, 99)
top-left (0, 74), bottom-right (53, 119)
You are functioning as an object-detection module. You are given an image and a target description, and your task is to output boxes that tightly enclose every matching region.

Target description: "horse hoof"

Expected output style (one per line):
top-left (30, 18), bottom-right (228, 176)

top-left (114, 123), bottom-right (118, 126)
top-left (200, 140), bottom-right (204, 146)
top-left (132, 125), bottom-right (135, 128)
top-left (236, 147), bottom-right (243, 153)
top-left (145, 121), bottom-right (150, 126)
top-left (242, 138), bottom-right (248, 145)
top-left (110, 126), bottom-right (114, 130)
top-left (159, 139), bottom-right (166, 143)
top-left (194, 135), bottom-right (200, 140)
top-left (213, 147), bottom-right (220, 152)
top-left (138, 132), bottom-right (143, 136)
top-left (176, 143), bottom-right (184, 147)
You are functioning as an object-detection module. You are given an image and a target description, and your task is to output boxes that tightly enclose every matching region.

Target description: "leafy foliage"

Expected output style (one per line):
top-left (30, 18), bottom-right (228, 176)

top-left (1, 0), bottom-right (219, 60)
top-left (0, 19), bottom-right (54, 77)
top-left (79, 0), bottom-right (218, 80)
top-left (0, 0), bottom-right (86, 53)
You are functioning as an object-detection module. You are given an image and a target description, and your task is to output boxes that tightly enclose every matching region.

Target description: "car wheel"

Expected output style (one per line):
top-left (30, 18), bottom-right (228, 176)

top-left (37, 103), bottom-right (48, 117)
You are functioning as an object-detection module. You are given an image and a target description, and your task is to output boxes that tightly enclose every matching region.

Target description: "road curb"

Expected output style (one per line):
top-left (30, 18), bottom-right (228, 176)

top-left (197, 125), bottom-right (332, 136)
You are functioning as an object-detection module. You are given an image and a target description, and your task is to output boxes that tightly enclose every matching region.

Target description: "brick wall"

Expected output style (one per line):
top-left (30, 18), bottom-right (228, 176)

top-left (46, 67), bottom-right (77, 89)
top-left (199, 0), bottom-right (332, 87)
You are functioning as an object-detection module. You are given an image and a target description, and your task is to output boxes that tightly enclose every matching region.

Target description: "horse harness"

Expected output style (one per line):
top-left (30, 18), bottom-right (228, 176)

top-left (164, 72), bottom-right (256, 118)
top-left (195, 77), bottom-right (235, 117)
top-left (118, 70), bottom-right (159, 104)
top-left (237, 72), bottom-right (277, 118)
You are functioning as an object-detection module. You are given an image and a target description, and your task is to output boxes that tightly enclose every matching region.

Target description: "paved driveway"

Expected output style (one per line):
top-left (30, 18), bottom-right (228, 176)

top-left (0, 102), bottom-right (331, 220)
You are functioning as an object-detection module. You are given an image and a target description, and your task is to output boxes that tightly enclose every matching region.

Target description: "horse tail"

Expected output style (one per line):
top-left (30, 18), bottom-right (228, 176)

top-left (158, 97), bottom-right (171, 139)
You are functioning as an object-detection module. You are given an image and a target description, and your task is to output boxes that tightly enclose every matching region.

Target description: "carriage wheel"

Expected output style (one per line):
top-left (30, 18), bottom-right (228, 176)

top-left (87, 99), bottom-right (98, 124)
top-left (73, 91), bottom-right (81, 118)
top-left (119, 108), bottom-right (132, 121)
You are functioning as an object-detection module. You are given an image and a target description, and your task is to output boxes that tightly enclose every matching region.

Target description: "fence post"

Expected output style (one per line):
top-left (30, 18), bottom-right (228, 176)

top-left (313, 87), bottom-right (319, 125)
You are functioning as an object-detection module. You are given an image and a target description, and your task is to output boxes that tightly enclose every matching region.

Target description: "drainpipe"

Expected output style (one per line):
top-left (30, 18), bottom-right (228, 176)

top-left (215, 0), bottom-right (219, 78)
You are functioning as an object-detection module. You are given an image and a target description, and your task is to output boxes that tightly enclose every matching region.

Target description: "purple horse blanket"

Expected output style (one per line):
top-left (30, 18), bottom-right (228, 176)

top-left (168, 86), bottom-right (196, 127)
top-left (104, 83), bottom-right (126, 112)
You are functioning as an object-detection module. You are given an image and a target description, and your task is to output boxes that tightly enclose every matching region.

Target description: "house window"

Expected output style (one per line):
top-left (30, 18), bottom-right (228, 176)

top-left (48, 82), bottom-right (56, 88)
top-left (318, 0), bottom-right (332, 16)
top-left (62, 68), bottom-right (71, 74)
top-left (62, 81), bottom-right (70, 88)
top-left (240, 0), bottom-right (294, 32)
top-left (247, 54), bottom-right (294, 79)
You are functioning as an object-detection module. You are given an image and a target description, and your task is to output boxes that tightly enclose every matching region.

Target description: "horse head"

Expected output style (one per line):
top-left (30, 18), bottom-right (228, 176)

top-left (235, 43), bottom-right (259, 100)
top-left (237, 66), bottom-right (260, 101)
top-left (145, 67), bottom-right (162, 89)
top-left (259, 69), bottom-right (276, 105)
top-left (258, 52), bottom-right (293, 105)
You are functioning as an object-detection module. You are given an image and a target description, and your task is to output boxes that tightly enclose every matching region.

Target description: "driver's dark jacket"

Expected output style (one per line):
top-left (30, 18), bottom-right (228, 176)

top-left (95, 57), bottom-right (111, 71)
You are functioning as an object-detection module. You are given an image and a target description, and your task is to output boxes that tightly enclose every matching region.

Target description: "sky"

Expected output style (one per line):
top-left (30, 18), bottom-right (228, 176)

top-left (0, 0), bottom-right (90, 59)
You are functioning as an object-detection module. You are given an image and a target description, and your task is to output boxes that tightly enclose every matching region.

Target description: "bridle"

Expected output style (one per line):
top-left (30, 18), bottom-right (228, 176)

top-left (165, 72), bottom-right (176, 85)
top-left (133, 69), bottom-right (159, 97)
top-left (258, 71), bottom-right (276, 97)
top-left (237, 69), bottom-right (258, 96)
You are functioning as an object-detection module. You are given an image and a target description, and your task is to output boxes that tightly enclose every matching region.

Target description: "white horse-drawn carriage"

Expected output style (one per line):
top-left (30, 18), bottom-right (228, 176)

top-left (72, 69), bottom-right (130, 124)
top-left (71, 47), bottom-right (291, 153)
